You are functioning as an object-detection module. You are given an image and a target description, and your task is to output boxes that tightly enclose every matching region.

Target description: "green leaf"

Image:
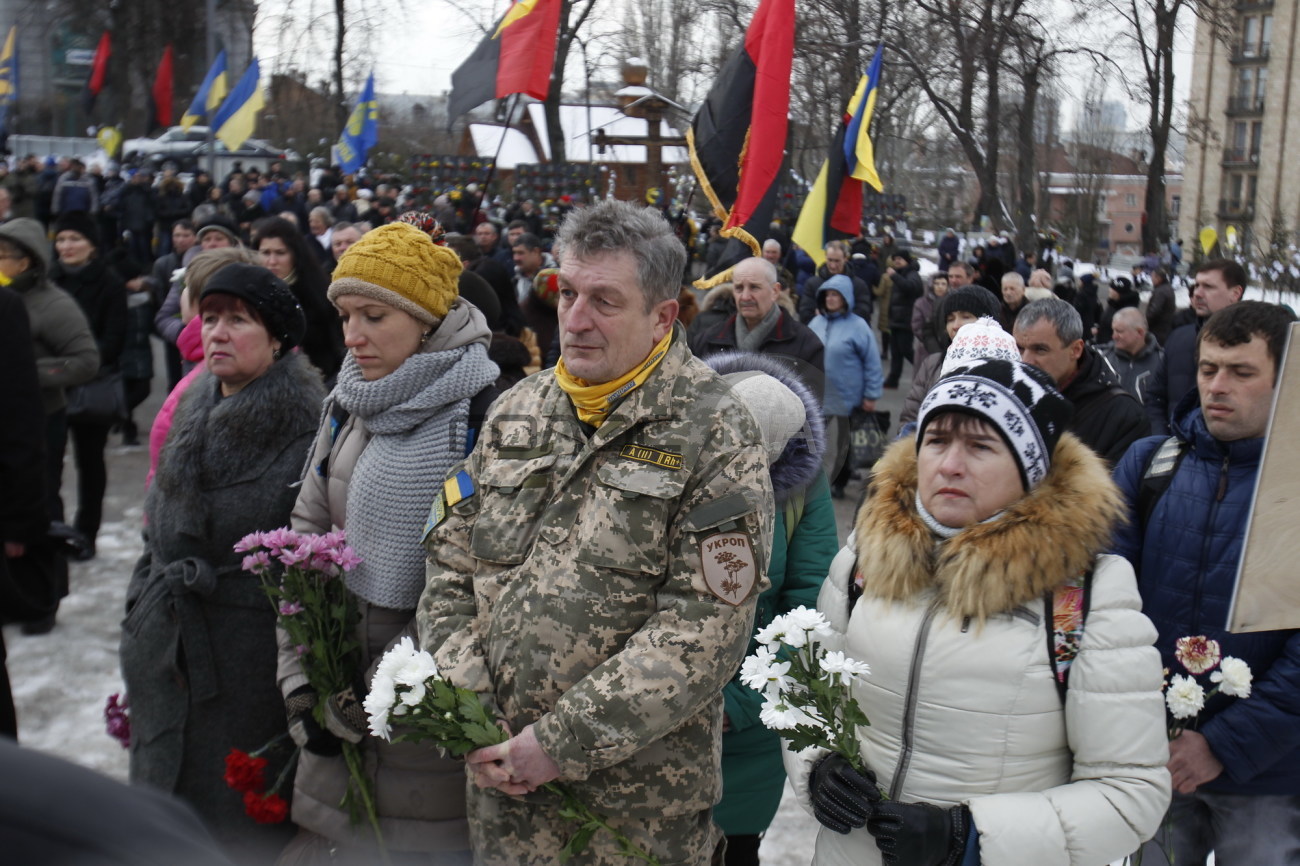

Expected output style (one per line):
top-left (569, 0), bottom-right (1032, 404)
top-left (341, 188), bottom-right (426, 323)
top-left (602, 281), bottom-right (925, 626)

top-left (463, 720), bottom-right (505, 747)
top-left (560, 824), bottom-right (599, 861)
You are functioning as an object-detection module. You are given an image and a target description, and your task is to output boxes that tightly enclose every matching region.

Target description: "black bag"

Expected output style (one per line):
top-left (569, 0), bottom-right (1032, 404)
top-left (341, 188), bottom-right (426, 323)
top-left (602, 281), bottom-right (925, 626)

top-left (0, 541), bottom-right (66, 625)
top-left (849, 409), bottom-right (890, 470)
top-left (66, 370), bottom-right (128, 425)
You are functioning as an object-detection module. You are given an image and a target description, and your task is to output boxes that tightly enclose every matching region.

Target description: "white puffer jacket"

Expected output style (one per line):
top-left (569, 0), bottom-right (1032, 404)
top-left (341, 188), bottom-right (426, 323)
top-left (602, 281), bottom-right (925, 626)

top-left (784, 434), bottom-right (1170, 866)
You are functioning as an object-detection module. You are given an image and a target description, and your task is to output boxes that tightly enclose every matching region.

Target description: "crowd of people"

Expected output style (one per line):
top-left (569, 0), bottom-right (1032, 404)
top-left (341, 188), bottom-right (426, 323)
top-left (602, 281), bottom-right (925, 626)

top-left (0, 169), bottom-right (1295, 866)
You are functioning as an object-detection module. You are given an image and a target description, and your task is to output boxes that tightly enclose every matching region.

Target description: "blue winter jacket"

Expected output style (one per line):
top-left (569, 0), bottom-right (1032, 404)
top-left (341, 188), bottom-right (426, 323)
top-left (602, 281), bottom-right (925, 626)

top-left (1112, 392), bottom-right (1300, 795)
top-left (808, 277), bottom-right (883, 416)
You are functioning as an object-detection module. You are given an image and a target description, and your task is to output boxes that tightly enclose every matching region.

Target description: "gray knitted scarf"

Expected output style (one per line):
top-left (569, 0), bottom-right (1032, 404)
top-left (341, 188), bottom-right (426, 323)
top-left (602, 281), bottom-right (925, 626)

top-left (735, 302), bottom-right (780, 352)
top-left (332, 341), bottom-right (498, 609)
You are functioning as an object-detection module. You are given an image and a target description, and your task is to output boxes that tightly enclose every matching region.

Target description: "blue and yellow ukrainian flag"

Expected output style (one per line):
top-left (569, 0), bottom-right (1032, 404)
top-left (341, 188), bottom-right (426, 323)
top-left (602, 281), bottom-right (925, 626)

top-left (181, 50), bottom-right (228, 131)
top-left (843, 44), bottom-right (883, 191)
top-left (336, 72), bottom-right (378, 175)
top-left (791, 44), bottom-right (885, 268)
top-left (212, 57), bottom-right (265, 152)
top-left (443, 471), bottom-right (475, 508)
top-left (0, 27), bottom-right (18, 106)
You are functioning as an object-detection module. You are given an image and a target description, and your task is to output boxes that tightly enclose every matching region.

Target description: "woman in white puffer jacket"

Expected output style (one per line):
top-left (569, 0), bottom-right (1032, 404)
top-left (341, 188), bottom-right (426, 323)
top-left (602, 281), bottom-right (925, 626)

top-left (785, 357), bottom-right (1171, 866)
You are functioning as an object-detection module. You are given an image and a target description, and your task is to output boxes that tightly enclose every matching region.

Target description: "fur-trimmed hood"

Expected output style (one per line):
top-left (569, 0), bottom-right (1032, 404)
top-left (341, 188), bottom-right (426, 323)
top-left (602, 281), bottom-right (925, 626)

top-left (702, 350), bottom-right (825, 502)
top-left (854, 432), bottom-right (1124, 621)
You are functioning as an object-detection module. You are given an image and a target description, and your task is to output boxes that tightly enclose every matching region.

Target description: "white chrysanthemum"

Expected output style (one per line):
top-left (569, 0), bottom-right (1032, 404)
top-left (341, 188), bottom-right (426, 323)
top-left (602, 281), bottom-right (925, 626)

top-left (819, 650), bottom-right (871, 680)
top-left (1210, 656), bottom-right (1253, 698)
top-left (759, 696), bottom-right (804, 731)
top-left (739, 647), bottom-right (793, 693)
top-left (1166, 674), bottom-right (1206, 719)
top-left (365, 685), bottom-right (395, 740)
top-left (755, 615), bottom-right (790, 648)
top-left (785, 606), bottom-right (832, 638)
top-left (398, 680), bottom-right (428, 707)
top-left (391, 648), bottom-right (440, 689)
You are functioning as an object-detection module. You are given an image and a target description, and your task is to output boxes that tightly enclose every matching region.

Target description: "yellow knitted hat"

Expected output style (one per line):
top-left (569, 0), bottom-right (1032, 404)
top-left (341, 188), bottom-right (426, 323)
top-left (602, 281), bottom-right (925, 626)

top-left (328, 222), bottom-right (462, 324)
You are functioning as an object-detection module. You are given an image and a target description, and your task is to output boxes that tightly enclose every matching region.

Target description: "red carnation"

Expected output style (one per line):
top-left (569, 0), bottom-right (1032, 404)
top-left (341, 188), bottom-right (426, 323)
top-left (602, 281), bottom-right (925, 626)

top-left (224, 748), bottom-right (268, 794)
top-left (243, 790), bottom-right (290, 824)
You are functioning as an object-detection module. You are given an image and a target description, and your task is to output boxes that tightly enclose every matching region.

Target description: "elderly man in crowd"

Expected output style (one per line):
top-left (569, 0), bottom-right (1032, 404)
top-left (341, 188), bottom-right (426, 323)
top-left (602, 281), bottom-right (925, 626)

top-left (1101, 307), bottom-right (1165, 404)
top-left (417, 198), bottom-right (774, 865)
top-left (688, 255), bottom-right (823, 386)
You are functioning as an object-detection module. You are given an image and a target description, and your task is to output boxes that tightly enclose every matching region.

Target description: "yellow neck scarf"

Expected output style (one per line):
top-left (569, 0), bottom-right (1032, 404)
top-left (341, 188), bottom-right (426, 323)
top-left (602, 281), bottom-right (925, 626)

top-left (555, 329), bottom-right (674, 427)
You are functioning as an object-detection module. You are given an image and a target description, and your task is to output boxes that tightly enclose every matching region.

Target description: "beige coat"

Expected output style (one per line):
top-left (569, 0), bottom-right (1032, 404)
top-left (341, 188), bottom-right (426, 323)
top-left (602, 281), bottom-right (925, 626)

top-left (785, 435), bottom-right (1170, 865)
top-left (277, 312), bottom-right (484, 852)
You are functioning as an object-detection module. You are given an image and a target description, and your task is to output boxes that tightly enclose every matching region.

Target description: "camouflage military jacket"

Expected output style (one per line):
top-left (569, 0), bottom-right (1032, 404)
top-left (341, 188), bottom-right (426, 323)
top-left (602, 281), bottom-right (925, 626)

top-left (417, 328), bottom-right (774, 819)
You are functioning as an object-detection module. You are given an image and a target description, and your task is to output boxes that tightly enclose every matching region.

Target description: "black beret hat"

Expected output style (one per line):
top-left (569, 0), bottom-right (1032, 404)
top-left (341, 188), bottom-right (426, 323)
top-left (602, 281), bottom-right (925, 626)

top-left (200, 263), bottom-right (307, 351)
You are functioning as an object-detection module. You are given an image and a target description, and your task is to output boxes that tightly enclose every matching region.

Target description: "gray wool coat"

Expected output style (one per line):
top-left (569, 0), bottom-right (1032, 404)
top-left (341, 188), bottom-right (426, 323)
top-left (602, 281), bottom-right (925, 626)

top-left (120, 353), bottom-right (325, 864)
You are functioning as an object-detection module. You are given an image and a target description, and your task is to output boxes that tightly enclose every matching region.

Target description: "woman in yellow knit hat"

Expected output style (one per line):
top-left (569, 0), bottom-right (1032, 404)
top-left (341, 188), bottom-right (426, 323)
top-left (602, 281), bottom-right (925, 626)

top-left (276, 219), bottom-right (500, 865)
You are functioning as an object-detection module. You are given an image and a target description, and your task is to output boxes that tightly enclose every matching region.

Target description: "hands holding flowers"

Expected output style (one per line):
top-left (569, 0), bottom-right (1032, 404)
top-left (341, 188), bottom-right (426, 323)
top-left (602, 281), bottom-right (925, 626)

top-left (1161, 635), bottom-right (1252, 796)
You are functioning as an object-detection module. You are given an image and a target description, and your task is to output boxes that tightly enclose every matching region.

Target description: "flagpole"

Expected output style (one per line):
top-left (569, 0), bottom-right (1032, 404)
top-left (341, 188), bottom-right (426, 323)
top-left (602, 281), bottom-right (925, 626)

top-left (205, 0), bottom-right (217, 177)
top-left (477, 92), bottom-right (519, 222)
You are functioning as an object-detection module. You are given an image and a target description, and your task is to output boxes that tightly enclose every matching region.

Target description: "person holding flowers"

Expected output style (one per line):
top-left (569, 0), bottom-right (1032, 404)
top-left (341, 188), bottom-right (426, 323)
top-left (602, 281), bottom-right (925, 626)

top-left (415, 199), bottom-right (774, 865)
top-left (701, 351), bottom-right (838, 866)
top-left (274, 219), bottom-right (498, 865)
top-left (119, 263), bottom-right (325, 863)
top-left (1113, 301), bottom-right (1300, 863)
top-left (786, 356), bottom-right (1170, 865)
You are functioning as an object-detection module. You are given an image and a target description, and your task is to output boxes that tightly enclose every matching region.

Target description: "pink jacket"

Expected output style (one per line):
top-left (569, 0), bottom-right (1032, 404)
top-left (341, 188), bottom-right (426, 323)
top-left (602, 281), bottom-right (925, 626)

top-left (146, 317), bottom-right (205, 489)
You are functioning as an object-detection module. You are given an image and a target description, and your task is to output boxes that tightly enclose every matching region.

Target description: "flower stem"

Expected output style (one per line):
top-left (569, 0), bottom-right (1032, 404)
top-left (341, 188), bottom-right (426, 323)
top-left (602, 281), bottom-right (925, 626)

top-left (341, 742), bottom-right (388, 864)
top-left (542, 781), bottom-right (662, 865)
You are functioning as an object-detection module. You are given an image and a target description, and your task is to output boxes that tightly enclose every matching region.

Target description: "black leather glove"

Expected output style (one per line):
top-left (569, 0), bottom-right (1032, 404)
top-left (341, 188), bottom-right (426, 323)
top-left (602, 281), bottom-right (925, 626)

top-left (285, 685), bottom-right (343, 756)
top-left (809, 752), bottom-right (881, 834)
top-left (866, 800), bottom-right (971, 866)
top-left (322, 681), bottom-right (368, 744)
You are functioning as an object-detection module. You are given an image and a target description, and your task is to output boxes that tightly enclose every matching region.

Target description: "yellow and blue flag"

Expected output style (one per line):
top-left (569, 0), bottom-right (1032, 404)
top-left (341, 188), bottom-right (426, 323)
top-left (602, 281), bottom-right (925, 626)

top-left (443, 470), bottom-right (475, 508)
top-left (792, 45), bottom-right (885, 268)
top-left (181, 50), bottom-right (228, 131)
top-left (0, 27), bottom-right (17, 139)
top-left (212, 57), bottom-right (264, 152)
top-left (336, 72), bottom-right (378, 175)
top-left (843, 44), bottom-right (883, 192)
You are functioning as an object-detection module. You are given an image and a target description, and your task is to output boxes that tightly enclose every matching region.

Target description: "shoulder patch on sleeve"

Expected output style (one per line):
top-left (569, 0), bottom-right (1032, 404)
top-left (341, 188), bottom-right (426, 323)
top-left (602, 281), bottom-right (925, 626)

top-left (700, 530), bottom-right (758, 605)
top-left (421, 492), bottom-right (448, 543)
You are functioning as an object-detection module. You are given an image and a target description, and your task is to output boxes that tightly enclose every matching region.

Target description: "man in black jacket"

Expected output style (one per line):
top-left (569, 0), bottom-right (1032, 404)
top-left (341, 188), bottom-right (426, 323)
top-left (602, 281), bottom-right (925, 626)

top-left (883, 250), bottom-right (923, 388)
top-left (689, 256), bottom-right (824, 394)
top-left (1145, 259), bottom-right (1245, 435)
top-left (1013, 297), bottom-right (1148, 465)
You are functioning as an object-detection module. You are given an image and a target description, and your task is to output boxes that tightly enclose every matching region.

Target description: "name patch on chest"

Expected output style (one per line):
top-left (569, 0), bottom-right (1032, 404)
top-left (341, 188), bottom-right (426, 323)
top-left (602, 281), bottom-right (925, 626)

top-left (700, 531), bottom-right (757, 606)
top-left (620, 444), bottom-right (684, 470)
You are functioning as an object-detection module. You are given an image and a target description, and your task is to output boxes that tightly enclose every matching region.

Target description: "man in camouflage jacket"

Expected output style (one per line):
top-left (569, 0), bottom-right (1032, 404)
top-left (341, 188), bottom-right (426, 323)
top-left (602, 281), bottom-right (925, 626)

top-left (416, 199), bottom-right (774, 865)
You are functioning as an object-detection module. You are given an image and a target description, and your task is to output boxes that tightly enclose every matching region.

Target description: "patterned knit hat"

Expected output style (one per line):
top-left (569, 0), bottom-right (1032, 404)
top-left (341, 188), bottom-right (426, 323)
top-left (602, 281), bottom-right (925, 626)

top-left (328, 222), bottom-right (462, 324)
top-left (917, 358), bottom-right (1072, 490)
top-left (941, 317), bottom-right (1019, 377)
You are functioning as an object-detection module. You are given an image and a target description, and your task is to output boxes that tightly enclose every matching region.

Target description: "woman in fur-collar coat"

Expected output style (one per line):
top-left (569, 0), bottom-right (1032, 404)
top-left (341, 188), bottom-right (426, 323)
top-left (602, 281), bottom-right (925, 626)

top-left (785, 359), bottom-right (1170, 866)
top-left (120, 265), bottom-right (325, 864)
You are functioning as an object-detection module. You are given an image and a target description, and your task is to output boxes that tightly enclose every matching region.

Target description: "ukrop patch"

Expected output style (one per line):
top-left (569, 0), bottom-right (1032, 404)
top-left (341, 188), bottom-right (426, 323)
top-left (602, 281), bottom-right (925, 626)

top-left (700, 531), bottom-right (757, 606)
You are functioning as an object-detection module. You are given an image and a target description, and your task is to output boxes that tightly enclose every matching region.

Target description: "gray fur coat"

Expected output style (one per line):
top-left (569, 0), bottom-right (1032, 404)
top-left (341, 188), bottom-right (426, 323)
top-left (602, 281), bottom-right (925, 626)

top-left (120, 353), bottom-right (325, 863)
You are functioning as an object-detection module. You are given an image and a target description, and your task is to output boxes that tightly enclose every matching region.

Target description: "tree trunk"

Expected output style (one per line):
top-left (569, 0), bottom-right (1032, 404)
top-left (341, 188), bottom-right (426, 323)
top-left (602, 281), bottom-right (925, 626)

top-left (333, 0), bottom-right (349, 132)
top-left (1015, 69), bottom-right (1041, 253)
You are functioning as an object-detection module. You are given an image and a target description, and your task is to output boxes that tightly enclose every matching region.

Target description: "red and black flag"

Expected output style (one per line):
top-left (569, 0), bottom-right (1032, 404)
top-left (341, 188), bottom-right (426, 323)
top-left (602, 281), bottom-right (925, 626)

top-left (687, 0), bottom-right (795, 285)
top-left (445, 0), bottom-right (562, 129)
top-left (150, 44), bottom-right (174, 130)
top-left (81, 31), bottom-right (111, 115)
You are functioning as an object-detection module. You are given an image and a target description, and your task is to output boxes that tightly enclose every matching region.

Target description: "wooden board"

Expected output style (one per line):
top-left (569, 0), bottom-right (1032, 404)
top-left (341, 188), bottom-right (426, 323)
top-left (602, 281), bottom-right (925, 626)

top-left (1229, 322), bottom-right (1300, 633)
